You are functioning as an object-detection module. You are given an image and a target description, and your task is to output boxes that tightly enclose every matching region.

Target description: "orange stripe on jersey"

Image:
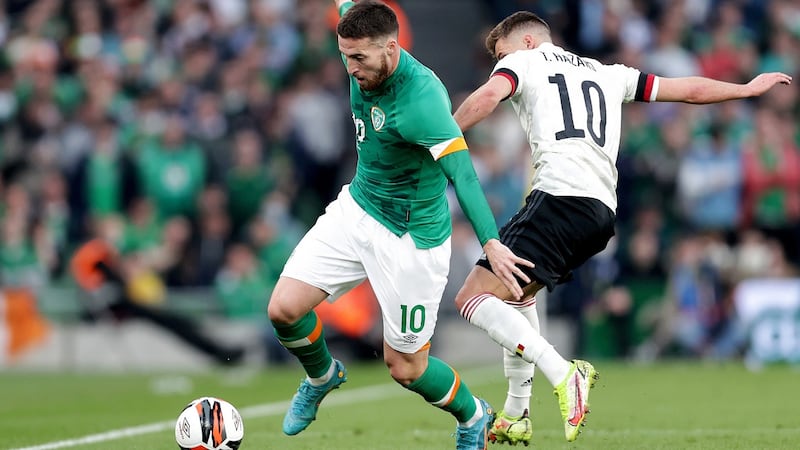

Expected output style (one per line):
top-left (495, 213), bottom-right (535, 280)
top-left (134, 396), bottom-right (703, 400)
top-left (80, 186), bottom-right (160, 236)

top-left (307, 316), bottom-right (324, 344)
top-left (436, 137), bottom-right (467, 160)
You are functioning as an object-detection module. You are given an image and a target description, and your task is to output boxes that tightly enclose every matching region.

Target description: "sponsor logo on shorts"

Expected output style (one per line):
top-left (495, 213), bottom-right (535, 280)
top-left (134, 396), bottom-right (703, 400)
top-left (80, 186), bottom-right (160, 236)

top-left (402, 334), bottom-right (418, 344)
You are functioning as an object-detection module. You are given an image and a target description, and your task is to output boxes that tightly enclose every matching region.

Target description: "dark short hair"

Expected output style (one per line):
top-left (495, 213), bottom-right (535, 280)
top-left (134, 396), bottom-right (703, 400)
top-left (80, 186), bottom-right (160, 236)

top-left (485, 11), bottom-right (550, 56)
top-left (337, 0), bottom-right (399, 40)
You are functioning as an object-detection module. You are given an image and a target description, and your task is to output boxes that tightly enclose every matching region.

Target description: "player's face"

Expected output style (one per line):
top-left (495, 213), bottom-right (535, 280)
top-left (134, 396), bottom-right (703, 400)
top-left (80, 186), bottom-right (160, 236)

top-left (339, 35), bottom-right (395, 91)
top-left (494, 36), bottom-right (529, 61)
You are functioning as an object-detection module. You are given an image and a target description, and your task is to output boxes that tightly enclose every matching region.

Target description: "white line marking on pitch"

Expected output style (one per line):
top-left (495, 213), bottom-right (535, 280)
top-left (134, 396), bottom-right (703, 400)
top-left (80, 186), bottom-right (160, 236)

top-left (11, 367), bottom-right (498, 450)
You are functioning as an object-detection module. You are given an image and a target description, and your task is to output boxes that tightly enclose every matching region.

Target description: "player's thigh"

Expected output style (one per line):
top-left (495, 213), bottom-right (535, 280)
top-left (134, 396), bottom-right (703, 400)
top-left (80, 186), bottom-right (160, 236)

top-left (367, 231), bottom-right (450, 355)
top-left (455, 264), bottom-right (546, 308)
top-left (277, 189), bottom-right (367, 308)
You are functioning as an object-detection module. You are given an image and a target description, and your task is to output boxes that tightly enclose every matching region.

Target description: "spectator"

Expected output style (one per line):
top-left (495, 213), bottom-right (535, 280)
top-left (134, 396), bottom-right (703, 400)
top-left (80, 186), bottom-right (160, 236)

top-left (70, 114), bottom-right (139, 235)
top-left (741, 107), bottom-right (800, 264)
top-left (70, 232), bottom-right (245, 366)
top-left (136, 113), bottom-right (207, 220)
top-left (676, 122), bottom-right (743, 235)
top-left (643, 4), bottom-right (700, 78)
top-left (191, 186), bottom-right (232, 286)
top-left (224, 128), bottom-right (276, 236)
top-left (216, 243), bottom-right (272, 318)
top-left (285, 69), bottom-right (348, 219)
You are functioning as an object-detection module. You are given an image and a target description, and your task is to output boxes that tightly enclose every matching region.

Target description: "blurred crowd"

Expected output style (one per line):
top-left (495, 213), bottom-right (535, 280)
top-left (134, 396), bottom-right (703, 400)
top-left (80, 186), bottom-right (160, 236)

top-left (0, 0), bottom-right (350, 317)
top-left (0, 0), bottom-right (799, 362)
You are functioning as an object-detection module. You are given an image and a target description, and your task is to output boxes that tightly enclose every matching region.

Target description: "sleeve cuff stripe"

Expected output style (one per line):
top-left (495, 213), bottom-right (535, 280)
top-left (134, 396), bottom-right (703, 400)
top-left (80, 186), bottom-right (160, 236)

top-left (635, 73), bottom-right (657, 102)
top-left (648, 76), bottom-right (660, 102)
top-left (492, 68), bottom-right (518, 100)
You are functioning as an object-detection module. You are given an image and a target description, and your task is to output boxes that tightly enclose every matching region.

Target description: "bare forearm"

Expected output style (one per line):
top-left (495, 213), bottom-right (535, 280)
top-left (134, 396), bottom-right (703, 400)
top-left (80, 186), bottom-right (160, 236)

top-left (657, 73), bottom-right (791, 104)
top-left (454, 75), bottom-right (511, 131)
top-left (656, 76), bottom-right (745, 104)
top-left (453, 92), bottom-right (497, 132)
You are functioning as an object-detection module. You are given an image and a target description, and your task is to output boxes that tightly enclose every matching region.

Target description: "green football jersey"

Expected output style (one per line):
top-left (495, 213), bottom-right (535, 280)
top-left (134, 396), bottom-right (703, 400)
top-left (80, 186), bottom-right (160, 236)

top-left (338, 1), bottom-right (499, 249)
top-left (347, 49), bottom-right (469, 249)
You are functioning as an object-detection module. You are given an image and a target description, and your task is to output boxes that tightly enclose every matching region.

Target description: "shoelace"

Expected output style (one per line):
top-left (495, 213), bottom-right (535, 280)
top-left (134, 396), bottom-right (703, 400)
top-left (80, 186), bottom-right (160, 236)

top-left (290, 382), bottom-right (322, 415)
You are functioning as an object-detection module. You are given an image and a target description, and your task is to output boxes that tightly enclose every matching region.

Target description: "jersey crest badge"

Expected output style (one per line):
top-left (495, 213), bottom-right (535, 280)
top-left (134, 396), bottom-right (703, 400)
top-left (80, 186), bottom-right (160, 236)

top-left (370, 106), bottom-right (386, 131)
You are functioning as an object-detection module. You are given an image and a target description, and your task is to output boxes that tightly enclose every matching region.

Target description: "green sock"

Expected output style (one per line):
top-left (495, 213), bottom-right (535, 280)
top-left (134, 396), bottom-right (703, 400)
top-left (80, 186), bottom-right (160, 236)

top-left (272, 311), bottom-right (332, 378)
top-left (406, 356), bottom-right (477, 422)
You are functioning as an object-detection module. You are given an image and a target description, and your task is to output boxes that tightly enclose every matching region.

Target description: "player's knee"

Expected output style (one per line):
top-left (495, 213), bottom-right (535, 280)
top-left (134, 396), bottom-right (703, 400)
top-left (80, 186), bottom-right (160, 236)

top-left (384, 353), bottom-right (425, 386)
top-left (453, 287), bottom-right (472, 312)
top-left (267, 295), bottom-right (298, 325)
top-left (266, 299), bottom-right (285, 325)
top-left (453, 266), bottom-right (500, 312)
top-left (454, 283), bottom-right (487, 314)
top-left (386, 361), bottom-right (416, 386)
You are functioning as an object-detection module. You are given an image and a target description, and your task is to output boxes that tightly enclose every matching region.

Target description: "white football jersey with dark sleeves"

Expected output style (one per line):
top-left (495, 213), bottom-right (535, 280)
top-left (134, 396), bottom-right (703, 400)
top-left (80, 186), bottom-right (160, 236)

top-left (492, 42), bottom-right (659, 211)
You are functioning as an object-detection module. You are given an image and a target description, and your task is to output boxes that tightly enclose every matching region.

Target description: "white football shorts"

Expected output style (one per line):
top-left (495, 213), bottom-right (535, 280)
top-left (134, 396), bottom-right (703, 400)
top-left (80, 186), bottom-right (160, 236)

top-left (281, 185), bottom-right (450, 354)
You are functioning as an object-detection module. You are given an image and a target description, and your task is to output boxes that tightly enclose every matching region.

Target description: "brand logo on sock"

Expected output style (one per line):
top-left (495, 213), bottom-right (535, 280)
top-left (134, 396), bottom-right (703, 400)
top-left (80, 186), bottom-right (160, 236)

top-left (520, 377), bottom-right (532, 387)
top-left (515, 344), bottom-right (525, 357)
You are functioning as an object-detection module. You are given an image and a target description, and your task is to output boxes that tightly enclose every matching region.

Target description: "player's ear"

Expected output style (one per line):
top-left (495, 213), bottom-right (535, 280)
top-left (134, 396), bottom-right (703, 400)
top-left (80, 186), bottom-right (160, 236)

top-left (386, 38), bottom-right (398, 55)
top-left (523, 34), bottom-right (535, 49)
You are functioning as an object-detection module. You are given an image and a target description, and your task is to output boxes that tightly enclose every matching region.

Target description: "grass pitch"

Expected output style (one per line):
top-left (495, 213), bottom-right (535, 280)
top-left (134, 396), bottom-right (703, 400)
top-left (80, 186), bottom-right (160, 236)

top-left (2, 361), bottom-right (799, 449)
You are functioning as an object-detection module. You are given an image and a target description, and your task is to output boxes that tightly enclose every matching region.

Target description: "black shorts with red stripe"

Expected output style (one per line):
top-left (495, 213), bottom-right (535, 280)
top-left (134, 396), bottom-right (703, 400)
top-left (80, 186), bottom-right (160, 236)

top-left (476, 189), bottom-right (616, 292)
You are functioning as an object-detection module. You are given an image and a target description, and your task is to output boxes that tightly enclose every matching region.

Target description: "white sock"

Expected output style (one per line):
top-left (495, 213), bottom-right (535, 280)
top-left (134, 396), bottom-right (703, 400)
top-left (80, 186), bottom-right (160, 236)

top-left (460, 397), bottom-right (485, 427)
top-left (536, 346), bottom-right (570, 386)
top-left (307, 360), bottom-right (335, 386)
top-left (461, 294), bottom-right (570, 386)
top-left (503, 299), bottom-right (539, 417)
top-left (503, 346), bottom-right (533, 418)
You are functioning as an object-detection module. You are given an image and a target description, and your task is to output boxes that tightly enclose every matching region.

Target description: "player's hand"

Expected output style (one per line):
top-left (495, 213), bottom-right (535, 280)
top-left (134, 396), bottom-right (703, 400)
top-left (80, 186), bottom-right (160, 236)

top-left (747, 72), bottom-right (792, 96)
top-left (482, 239), bottom-right (535, 300)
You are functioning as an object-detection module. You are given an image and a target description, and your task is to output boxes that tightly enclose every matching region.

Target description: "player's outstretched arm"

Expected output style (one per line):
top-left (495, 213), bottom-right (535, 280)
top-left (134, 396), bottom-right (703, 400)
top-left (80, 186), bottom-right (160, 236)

top-left (656, 72), bottom-right (792, 104)
top-left (453, 75), bottom-right (513, 131)
top-left (334, 0), bottom-right (350, 8)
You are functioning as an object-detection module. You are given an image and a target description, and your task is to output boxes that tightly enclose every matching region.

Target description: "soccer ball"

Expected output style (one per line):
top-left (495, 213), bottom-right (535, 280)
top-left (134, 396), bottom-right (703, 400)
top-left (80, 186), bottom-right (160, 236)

top-left (175, 397), bottom-right (244, 450)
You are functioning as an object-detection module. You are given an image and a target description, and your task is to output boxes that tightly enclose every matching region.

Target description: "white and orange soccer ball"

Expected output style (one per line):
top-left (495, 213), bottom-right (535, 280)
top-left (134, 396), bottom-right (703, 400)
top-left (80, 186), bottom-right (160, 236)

top-left (175, 397), bottom-right (244, 450)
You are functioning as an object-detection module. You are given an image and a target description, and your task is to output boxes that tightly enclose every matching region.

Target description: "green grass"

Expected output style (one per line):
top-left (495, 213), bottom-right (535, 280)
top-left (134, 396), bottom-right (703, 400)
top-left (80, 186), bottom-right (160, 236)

top-left (2, 361), bottom-right (799, 449)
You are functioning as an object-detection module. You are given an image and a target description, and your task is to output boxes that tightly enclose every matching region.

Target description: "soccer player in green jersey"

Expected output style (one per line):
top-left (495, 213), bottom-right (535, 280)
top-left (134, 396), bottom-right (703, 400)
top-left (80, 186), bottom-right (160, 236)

top-left (266, 1), bottom-right (533, 449)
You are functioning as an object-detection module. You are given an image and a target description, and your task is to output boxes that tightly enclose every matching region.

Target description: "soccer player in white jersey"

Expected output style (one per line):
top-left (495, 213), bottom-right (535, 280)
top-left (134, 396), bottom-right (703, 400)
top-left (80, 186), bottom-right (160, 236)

top-left (452, 11), bottom-right (792, 445)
